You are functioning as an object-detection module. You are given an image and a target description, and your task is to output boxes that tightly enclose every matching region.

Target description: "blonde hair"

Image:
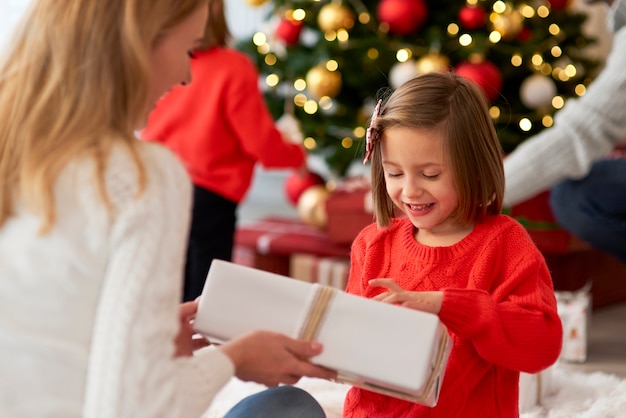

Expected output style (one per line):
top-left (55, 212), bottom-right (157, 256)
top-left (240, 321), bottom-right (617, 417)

top-left (0, 0), bottom-right (207, 232)
top-left (199, 0), bottom-right (231, 50)
top-left (370, 72), bottom-right (504, 227)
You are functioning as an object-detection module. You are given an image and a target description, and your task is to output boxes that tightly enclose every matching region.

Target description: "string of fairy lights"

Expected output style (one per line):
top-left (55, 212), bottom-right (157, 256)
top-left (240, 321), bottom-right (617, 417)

top-left (245, 0), bottom-right (595, 158)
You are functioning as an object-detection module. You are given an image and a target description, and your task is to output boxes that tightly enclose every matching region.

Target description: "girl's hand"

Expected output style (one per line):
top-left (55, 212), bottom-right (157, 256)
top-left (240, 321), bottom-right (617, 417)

top-left (369, 278), bottom-right (443, 315)
top-left (173, 299), bottom-right (210, 358)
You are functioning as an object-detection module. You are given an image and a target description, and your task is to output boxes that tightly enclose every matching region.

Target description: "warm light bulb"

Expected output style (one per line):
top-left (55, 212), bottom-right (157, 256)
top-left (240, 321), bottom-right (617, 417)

top-left (396, 48), bottom-right (411, 62)
top-left (459, 34), bottom-right (473, 46)
top-left (489, 31), bottom-right (502, 43)
top-left (252, 32), bottom-right (267, 46)
top-left (542, 115), bottom-right (554, 127)
top-left (294, 79), bottom-right (306, 91)
top-left (519, 118), bottom-right (532, 131)
top-left (537, 5), bottom-right (550, 18)
top-left (354, 126), bottom-right (366, 137)
top-left (266, 74), bottom-right (279, 87)
top-left (293, 9), bottom-right (306, 20)
top-left (304, 137), bottom-right (317, 150)
top-left (304, 100), bottom-right (319, 114)
top-left (552, 96), bottom-right (565, 109)
top-left (520, 5), bottom-right (535, 18)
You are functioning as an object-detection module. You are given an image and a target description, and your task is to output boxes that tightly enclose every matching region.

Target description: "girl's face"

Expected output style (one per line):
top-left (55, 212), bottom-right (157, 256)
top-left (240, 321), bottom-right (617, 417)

top-left (381, 126), bottom-right (469, 245)
top-left (147, 5), bottom-right (208, 121)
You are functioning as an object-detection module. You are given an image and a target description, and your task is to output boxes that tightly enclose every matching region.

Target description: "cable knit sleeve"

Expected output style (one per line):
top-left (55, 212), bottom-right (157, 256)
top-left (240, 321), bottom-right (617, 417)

top-left (503, 16), bottom-right (626, 207)
top-left (82, 144), bottom-right (234, 418)
top-left (438, 220), bottom-right (562, 374)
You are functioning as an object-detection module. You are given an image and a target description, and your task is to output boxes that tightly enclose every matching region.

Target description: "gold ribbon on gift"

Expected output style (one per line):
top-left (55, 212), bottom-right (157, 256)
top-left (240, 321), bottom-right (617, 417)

top-left (297, 284), bottom-right (451, 405)
top-left (298, 285), bottom-right (336, 342)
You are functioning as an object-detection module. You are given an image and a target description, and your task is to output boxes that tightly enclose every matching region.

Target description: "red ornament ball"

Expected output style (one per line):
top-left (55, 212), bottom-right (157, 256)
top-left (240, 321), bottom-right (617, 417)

top-left (377, 0), bottom-right (428, 36)
top-left (284, 171), bottom-right (326, 206)
top-left (275, 19), bottom-right (303, 45)
top-left (455, 60), bottom-right (503, 103)
top-left (458, 5), bottom-right (486, 30)
top-left (548, 0), bottom-right (570, 10)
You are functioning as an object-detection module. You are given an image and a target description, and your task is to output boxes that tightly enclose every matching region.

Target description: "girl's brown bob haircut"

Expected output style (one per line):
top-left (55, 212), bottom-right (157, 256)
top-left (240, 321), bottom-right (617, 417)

top-left (369, 71), bottom-right (504, 227)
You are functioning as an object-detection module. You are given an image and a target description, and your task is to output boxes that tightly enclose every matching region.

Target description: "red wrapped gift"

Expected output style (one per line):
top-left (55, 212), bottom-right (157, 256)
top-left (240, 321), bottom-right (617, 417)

top-left (325, 188), bottom-right (375, 244)
top-left (234, 217), bottom-right (351, 276)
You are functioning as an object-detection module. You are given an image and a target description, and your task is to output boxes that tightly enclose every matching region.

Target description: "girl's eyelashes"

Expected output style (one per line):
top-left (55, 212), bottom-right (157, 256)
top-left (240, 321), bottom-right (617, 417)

top-left (385, 171), bottom-right (402, 178)
top-left (385, 171), bottom-right (440, 179)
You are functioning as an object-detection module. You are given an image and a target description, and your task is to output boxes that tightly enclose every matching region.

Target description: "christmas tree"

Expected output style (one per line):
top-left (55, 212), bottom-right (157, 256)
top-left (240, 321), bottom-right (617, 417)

top-left (237, 0), bottom-right (599, 177)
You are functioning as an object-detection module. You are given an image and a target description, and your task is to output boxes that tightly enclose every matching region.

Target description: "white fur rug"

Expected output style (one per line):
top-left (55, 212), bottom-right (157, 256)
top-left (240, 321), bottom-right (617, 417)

top-left (203, 363), bottom-right (626, 418)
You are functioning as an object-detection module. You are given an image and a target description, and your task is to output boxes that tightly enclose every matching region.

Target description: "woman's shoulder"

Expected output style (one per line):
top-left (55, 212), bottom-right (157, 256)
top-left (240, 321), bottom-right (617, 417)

top-left (96, 141), bottom-right (190, 208)
top-left (110, 140), bottom-right (186, 178)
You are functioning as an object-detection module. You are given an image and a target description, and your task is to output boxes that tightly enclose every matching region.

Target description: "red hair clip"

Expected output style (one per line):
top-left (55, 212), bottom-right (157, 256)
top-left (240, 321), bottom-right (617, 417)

top-left (363, 99), bottom-right (382, 164)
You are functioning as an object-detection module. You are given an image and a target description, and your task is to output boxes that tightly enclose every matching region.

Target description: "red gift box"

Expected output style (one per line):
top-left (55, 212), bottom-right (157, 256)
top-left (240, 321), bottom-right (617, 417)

top-left (234, 217), bottom-right (351, 276)
top-left (325, 188), bottom-right (375, 244)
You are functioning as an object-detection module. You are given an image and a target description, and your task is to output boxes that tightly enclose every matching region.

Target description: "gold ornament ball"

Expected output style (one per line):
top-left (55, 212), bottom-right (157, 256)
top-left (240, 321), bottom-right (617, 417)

top-left (490, 10), bottom-right (523, 41)
top-left (244, 0), bottom-right (270, 7)
top-left (306, 65), bottom-right (342, 99)
top-left (297, 185), bottom-right (330, 229)
top-left (317, 3), bottom-right (355, 32)
top-left (416, 53), bottom-right (450, 75)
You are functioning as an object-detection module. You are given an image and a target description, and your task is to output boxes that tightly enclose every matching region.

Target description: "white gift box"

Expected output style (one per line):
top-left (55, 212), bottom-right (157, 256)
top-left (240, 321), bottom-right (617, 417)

top-left (194, 260), bottom-right (452, 406)
top-left (518, 368), bottom-right (554, 412)
top-left (556, 287), bottom-right (591, 363)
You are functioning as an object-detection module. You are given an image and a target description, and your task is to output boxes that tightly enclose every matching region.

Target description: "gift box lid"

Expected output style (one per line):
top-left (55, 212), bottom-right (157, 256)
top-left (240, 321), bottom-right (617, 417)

top-left (194, 260), bottom-right (451, 406)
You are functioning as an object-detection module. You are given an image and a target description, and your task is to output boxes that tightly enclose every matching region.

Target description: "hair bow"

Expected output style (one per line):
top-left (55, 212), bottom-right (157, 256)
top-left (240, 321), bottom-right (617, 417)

top-left (363, 99), bottom-right (382, 164)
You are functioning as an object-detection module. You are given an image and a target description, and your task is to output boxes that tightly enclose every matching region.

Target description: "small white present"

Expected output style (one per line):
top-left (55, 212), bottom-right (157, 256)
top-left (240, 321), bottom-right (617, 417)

top-left (556, 285), bottom-right (591, 363)
top-left (519, 368), bottom-right (554, 412)
top-left (194, 260), bottom-right (452, 407)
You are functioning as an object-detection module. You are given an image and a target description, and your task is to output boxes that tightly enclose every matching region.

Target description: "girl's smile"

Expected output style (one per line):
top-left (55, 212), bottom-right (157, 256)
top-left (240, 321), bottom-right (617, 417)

top-left (381, 126), bottom-right (471, 245)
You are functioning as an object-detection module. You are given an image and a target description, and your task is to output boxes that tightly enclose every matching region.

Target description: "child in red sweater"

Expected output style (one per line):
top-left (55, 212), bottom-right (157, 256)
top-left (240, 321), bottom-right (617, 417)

top-left (142, 0), bottom-right (306, 301)
top-left (344, 72), bottom-right (562, 417)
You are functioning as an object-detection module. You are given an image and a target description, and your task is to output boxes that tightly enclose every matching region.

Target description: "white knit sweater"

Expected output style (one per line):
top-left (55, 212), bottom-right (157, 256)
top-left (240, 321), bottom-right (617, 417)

top-left (0, 142), bottom-right (233, 417)
top-left (503, 0), bottom-right (626, 207)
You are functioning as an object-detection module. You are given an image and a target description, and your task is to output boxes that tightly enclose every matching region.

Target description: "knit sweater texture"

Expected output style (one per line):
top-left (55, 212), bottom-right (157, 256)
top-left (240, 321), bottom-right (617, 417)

top-left (142, 47), bottom-right (305, 203)
top-left (0, 142), bottom-right (233, 417)
top-left (343, 215), bottom-right (562, 418)
top-left (504, 0), bottom-right (626, 206)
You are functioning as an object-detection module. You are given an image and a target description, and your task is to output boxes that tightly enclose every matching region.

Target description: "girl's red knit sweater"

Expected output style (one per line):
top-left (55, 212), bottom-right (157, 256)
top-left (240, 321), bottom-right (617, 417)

top-left (344, 215), bottom-right (562, 418)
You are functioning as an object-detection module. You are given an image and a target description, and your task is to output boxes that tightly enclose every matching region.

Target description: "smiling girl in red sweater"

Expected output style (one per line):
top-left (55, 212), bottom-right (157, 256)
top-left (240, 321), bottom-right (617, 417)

top-left (344, 72), bottom-right (562, 417)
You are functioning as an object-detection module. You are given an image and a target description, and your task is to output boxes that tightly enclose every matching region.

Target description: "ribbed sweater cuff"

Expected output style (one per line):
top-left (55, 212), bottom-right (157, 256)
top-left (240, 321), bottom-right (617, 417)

top-left (438, 288), bottom-right (493, 337)
top-left (178, 346), bottom-right (235, 417)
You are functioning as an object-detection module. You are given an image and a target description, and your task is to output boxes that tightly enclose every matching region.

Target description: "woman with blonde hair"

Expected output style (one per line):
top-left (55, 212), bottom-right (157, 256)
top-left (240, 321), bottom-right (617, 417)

top-left (0, 0), bottom-right (332, 417)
